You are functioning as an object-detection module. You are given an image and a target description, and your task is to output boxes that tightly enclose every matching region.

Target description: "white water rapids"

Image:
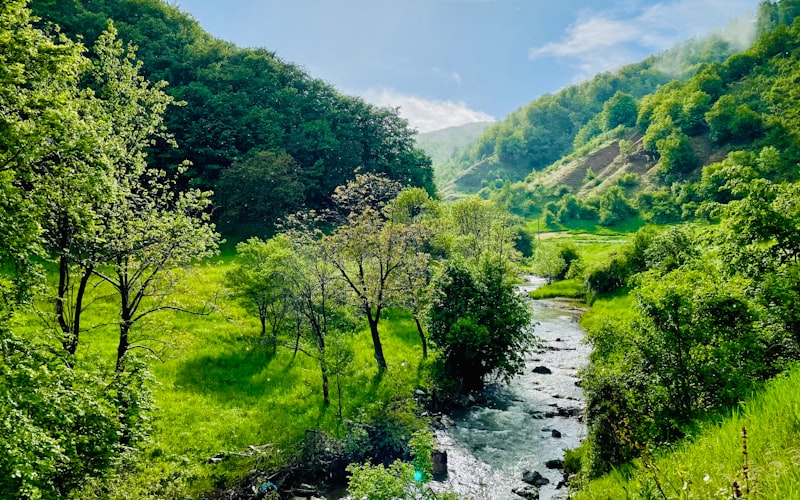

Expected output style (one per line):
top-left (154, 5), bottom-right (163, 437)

top-left (429, 275), bottom-right (590, 500)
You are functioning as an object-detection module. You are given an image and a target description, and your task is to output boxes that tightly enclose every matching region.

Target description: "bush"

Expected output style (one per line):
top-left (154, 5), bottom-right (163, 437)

top-left (584, 258), bottom-right (630, 300)
top-left (428, 259), bottom-right (533, 393)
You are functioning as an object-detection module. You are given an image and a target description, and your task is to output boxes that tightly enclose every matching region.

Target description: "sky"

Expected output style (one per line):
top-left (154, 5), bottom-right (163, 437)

top-left (169, 0), bottom-right (762, 132)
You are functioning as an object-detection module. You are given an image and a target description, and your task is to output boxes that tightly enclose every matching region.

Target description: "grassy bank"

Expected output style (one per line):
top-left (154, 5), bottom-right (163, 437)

top-left (572, 365), bottom-right (800, 499)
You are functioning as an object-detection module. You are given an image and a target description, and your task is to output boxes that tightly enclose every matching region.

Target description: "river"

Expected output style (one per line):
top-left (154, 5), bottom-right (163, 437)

top-left (430, 275), bottom-right (589, 500)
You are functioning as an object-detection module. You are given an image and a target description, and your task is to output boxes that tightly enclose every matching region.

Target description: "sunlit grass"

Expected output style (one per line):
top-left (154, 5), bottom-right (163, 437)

top-left (18, 255), bottom-right (431, 495)
top-left (572, 365), bottom-right (800, 500)
top-left (529, 278), bottom-right (585, 299)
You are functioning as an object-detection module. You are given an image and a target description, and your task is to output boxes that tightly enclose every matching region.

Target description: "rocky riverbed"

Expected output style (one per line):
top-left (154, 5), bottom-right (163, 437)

top-left (429, 275), bottom-right (589, 500)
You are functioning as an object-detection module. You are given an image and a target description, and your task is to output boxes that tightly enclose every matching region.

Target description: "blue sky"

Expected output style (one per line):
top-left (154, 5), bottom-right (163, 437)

top-left (169, 0), bottom-right (761, 132)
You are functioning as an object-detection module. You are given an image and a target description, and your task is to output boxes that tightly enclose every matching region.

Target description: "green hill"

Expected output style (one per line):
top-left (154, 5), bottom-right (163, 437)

top-left (29, 0), bottom-right (434, 238)
top-left (415, 121), bottom-right (492, 187)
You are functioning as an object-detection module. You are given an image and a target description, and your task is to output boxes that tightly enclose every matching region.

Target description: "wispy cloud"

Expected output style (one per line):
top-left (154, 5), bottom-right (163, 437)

top-left (362, 88), bottom-right (495, 133)
top-left (530, 0), bottom-right (757, 81)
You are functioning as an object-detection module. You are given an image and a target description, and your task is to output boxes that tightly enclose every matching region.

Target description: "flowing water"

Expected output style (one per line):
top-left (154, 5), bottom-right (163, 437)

top-left (430, 275), bottom-right (590, 500)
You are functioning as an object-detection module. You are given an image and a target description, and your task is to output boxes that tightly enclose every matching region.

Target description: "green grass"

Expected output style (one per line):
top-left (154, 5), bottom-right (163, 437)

top-left (572, 365), bottom-right (800, 500)
top-left (529, 278), bottom-right (585, 299)
top-left (18, 256), bottom-right (431, 496)
top-left (580, 288), bottom-right (635, 333)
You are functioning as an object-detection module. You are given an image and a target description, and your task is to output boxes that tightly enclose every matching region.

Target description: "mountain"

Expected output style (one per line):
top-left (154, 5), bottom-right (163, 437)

top-left (483, 3), bottom-right (800, 230)
top-left (29, 0), bottom-right (435, 237)
top-left (415, 122), bottom-right (492, 187)
top-left (443, 23), bottom-right (762, 199)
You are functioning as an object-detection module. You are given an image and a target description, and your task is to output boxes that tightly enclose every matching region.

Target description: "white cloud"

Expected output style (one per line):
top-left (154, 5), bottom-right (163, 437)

top-left (362, 88), bottom-right (495, 133)
top-left (530, 0), bottom-right (758, 80)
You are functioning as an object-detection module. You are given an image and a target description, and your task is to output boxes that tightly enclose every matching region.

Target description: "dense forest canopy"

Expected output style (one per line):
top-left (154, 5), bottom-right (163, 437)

top-left (29, 0), bottom-right (435, 237)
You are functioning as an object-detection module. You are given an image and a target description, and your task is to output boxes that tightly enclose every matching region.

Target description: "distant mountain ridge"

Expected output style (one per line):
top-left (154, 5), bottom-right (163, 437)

top-left (443, 23), bottom-right (764, 198)
top-left (415, 122), bottom-right (492, 188)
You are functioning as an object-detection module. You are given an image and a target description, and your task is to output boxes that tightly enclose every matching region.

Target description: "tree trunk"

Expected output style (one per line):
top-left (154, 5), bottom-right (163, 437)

top-left (368, 314), bottom-right (387, 371)
top-left (116, 320), bottom-right (131, 373)
top-left (337, 374), bottom-right (343, 419)
top-left (116, 284), bottom-right (132, 373)
top-left (321, 358), bottom-right (330, 406)
top-left (293, 317), bottom-right (301, 359)
top-left (414, 314), bottom-right (428, 359)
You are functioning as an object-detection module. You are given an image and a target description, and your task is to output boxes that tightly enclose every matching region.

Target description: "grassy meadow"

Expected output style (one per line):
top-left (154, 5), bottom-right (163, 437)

top-left (17, 253), bottom-right (432, 495)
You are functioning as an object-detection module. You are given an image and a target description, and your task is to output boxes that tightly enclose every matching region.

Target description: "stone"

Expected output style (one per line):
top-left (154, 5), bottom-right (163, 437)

top-left (532, 366), bottom-right (552, 374)
top-left (522, 470), bottom-right (550, 487)
top-left (512, 485), bottom-right (540, 499)
top-left (431, 449), bottom-right (448, 478)
top-left (545, 459), bottom-right (564, 469)
top-left (551, 429), bottom-right (562, 438)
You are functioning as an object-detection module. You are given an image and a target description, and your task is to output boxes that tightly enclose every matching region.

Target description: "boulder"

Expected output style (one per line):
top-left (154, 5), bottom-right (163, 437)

top-left (522, 470), bottom-right (550, 487)
top-left (512, 485), bottom-right (540, 499)
top-left (545, 459), bottom-right (564, 470)
top-left (532, 366), bottom-right (552, 374)
top-left (551, 429), bottom-right (562, 438)
top-left (431, 449), bottom-right (448, 478)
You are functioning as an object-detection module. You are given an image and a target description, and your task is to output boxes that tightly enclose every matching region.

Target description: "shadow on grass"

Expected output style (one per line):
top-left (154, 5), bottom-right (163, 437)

top-left (174, 348), bottom-right (295, 404)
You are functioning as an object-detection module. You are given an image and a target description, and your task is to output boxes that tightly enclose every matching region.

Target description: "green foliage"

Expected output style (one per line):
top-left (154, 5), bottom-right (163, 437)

top-left (597, 186), bottom-right (637, 226)
top-left (575, 365), bottom-right (800, 500)
top-left (0, 330), bottom-right (151, 498)
top-left (346, 459), bottom-right (414, 500)
top-left (428, 258), bottom-right (533, 393)
top-left (601, 91), bottom-right (638, 131)
top-left (215, 150), bottom-right (305, 231)
top-left (657, 130), bottom-right (697, 177)
top-left (706, 95), bottom-right (764, 145)
top-left (225, 235), bottom-right (295, 349)
top-left (532, 242), bottom-right (580, 284)
top-left (346, 429), bottom-right (445, 500)
top-left (30, 0), bottom-right (435, 237)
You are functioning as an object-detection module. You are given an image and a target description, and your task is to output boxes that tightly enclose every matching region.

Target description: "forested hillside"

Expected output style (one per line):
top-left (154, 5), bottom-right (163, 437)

top-left (415, 122), bottom-right (492, 190)
top-left (441, 18), bottom-right (764, 197)
top-left (29, 0), bottom-right (434, 237)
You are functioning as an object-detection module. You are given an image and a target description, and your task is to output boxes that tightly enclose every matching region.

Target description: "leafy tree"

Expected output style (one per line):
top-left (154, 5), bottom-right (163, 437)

top-left (0, 0), bottom-right (87, 311)
top-left (215, 149), bottom-right (305, 232)
top-left (285, 234), bottom-right (352, 406)
top-left (71, 26), bottom-right (220, 374)
top-left (601, 91), bottom-right (638, 131)
top-left (706, 95), bottom-right (764, 144)
top-left (597, 186), bottom-right (637, 226)
top-left (656, 130), bottom-right (697, 177)
top-left (0, 330), bottom-right (152, 498)
top-left (225, 236), bottom-right (295, 353)
top-left (428, 259), bottom-right (533, 392)
top-left (319, 174), bottom-right (423, 371)
top-left (444, 197), bottom-right (521, 264)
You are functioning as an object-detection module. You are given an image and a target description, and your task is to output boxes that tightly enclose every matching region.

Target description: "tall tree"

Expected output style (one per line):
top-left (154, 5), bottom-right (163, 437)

top-left (321, 174), bottom-right (421, 371)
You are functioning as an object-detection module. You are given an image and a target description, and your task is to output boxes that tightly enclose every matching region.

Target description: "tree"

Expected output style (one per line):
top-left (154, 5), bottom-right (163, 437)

top-left (532, 243), bottom-right (567, 284)
top-left (75, 26), bottom-right (220, 373)
top-left (444, 197), bottom-right (521, 264)
top-left (657, 130), bottom-right (697, 177)
top-left (285, 234), bottom-right (352, 405)
top-left (601, 91), bottom-right (638, 131)
top-left (225, 236), bottom-right (295, 353)
top-left (322, 174), bottom-right (421, 371)
top-left (597, 186), bottom-right (636, 226)
top-left (215, 149), bottom-right (305, 231)
top-left (428, 258), bottom-right (533, 392)
top-left (0, 0), bottom-right (87, 313)
top-left (0, 5), bottom-right (154, 494)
